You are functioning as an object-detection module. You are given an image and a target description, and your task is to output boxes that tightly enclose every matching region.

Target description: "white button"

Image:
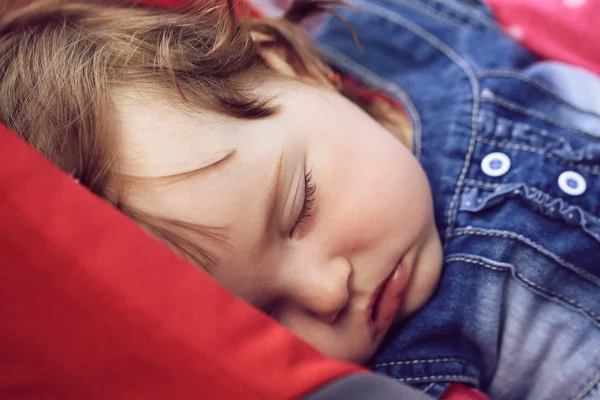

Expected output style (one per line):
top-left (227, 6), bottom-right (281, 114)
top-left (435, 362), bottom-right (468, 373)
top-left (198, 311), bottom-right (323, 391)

top-left (558, 171), bottom-right (586, 196)
top-left (481, 152), bottom-right (511, 177)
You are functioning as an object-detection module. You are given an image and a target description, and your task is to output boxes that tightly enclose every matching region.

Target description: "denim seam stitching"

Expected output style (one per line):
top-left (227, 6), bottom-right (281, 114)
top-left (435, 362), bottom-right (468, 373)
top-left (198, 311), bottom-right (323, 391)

top-left (372, 357), bottom-right (470, 367)
top-left (516, 272), bottom-right (599, 321)
top-left (481, 95), bottom-right (600, 140)
top-left (446, 255), bottom-right (504, 271)
top-left (445, 256), bottom-right (600, 325)
top-left (353, 0), bottom-right (480, 245)
top-left (422, 383), bottom-right (436, 394)
top-left (464, 178), bottom-right (499, 188)
top-left (478, 70), bottom-right (600, 118)
top-left (450, 228), bottom-right (600, 285)
top-left (434, 0), bottom-right (494, 24)
top-left (386, 0), bottom-right (466, 26)
top-left (316, 44), bottom-right (423, 159)
top-left (575, 371), bottom-right (600, 400)
top-left (476, 137), bottom-right (600, 175)
top-left (396, 375), bottom-right (479, 384)
top-left (392, 0), bottom-right (495, 28)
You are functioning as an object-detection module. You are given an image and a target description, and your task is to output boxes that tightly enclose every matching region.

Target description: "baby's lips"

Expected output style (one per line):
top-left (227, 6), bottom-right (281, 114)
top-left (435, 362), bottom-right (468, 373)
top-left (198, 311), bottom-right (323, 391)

top-left (370, 259), bottom-right (409, 339)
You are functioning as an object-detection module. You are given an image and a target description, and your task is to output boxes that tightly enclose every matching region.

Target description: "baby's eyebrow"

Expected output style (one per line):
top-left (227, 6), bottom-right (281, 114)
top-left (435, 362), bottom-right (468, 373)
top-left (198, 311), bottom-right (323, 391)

top-left (121, 149), bottom-right (236, 187)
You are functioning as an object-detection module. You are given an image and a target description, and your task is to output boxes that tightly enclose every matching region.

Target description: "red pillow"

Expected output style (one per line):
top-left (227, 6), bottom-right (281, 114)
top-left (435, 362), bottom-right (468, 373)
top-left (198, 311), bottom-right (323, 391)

top-left (0, 122), bottom-right (363, 399)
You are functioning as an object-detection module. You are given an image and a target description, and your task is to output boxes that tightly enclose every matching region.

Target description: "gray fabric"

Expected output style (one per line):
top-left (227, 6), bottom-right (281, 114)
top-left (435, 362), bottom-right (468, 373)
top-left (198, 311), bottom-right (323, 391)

top-left (301, 373), bottom-right (434, 400)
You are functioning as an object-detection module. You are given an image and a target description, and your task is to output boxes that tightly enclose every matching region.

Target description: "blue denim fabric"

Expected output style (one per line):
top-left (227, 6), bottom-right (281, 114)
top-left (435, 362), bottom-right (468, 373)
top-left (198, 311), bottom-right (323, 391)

top-left (314, 1), bottom-right (600, 399)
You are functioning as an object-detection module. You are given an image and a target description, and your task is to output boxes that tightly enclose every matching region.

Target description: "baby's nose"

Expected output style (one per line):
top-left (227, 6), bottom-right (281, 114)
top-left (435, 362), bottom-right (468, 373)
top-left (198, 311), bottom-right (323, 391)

top-left (286, 257), bottom-right (351, 324)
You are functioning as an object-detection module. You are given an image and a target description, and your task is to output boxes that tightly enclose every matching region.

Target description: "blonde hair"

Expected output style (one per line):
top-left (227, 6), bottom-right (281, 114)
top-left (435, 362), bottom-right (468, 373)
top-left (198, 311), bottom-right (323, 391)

top-left (0, 0), bottom-right (409, 270)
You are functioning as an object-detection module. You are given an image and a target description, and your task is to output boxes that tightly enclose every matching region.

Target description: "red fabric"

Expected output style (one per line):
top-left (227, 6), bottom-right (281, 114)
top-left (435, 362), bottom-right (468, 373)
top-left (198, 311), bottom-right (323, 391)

top-left (441, 384), bottom-right (489, 400)
top-left (0, 123), bottom-right (364, 399)
top-left (485, 0), bottom-right (600, 77)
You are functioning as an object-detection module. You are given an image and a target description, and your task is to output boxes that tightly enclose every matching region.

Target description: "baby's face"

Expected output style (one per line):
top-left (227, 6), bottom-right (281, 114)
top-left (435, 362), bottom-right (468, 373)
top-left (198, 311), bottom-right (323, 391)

top-left (115, 78), bottom-right (443, 364)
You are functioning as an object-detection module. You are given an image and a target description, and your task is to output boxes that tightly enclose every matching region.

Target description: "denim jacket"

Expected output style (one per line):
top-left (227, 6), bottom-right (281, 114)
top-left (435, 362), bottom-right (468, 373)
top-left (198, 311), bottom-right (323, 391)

top-left (314, 1), bottom-right (600, 399)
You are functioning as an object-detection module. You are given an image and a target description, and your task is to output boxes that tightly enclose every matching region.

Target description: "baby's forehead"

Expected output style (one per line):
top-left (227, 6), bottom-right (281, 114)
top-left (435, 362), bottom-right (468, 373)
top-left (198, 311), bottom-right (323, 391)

top-left (112, 86), bottom-right (289, 219)
top-left (113, 89), bottom-right (243, 177)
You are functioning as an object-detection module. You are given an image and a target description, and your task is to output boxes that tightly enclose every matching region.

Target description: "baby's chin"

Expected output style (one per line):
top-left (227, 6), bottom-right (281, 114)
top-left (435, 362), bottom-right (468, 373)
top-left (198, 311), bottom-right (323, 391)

top-left (320, 339), bottom-right (380, 365)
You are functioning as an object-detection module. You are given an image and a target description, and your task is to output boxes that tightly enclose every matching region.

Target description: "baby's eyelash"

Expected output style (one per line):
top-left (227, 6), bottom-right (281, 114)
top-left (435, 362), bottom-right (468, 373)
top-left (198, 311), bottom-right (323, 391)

top-left (295, 170), bottom-right (316, 229)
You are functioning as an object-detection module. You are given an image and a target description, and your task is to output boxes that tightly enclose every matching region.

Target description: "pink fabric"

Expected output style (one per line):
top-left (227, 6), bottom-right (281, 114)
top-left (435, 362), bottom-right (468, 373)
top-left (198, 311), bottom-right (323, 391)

top-left (485, 0), bottom-right (600, 77)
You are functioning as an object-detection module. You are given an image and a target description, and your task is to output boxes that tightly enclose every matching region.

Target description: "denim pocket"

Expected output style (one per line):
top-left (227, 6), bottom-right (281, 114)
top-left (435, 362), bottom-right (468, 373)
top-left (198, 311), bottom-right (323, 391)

top-left (447, 177), bottom-right (600, 398)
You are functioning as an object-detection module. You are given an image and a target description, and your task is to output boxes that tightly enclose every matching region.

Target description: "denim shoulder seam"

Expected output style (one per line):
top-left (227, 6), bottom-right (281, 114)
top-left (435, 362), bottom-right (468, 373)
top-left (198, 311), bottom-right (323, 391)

top-left (350, 0), bottom-right (481, 246)
top-left (317, 43), bottom-right (424, 160)
top-left (481, 91), bottom-right (600, 140)
top-left (476, 137), bottom-right (600, 175)
top-left (478, 70), bottom-right (600, 118)
top-left (445, 255), bottom-right (600, 328)
top-left (450, 228), bottom-right (600, 286)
